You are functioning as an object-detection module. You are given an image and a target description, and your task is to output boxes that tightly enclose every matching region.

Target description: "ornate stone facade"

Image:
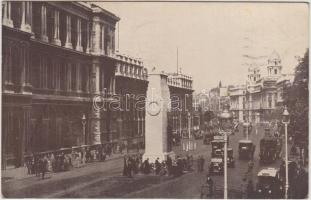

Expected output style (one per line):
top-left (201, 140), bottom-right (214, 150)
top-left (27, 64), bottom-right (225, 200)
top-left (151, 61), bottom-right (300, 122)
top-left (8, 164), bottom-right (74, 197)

top-left (2, 2), bottom-right (119, 168)
top-left (228, 51), bottom-right (294, 123)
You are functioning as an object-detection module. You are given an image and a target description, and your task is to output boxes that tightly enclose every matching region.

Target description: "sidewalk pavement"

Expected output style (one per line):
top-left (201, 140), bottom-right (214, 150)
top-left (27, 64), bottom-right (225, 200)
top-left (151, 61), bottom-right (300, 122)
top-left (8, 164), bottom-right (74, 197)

top-left (2, 149), bottom-right (143, 183)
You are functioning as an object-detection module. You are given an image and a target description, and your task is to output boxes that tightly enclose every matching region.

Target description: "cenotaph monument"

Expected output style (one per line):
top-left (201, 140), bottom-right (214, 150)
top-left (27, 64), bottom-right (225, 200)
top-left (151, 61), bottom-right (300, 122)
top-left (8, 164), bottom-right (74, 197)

top-left (143, 71), bottom-right (175, 163)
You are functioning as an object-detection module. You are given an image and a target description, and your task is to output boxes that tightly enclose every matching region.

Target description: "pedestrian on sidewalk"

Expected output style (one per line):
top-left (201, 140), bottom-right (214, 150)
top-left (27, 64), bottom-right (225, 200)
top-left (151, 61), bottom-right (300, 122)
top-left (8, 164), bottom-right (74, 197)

top-left (127, 156), bottom-right (133, 178)
top-left (246, 180), bottom-right (254, 198)
top-left (34, 154), bottom-right (40, 177)
top-left (155, 158), bottom-right (161, 175)
top-left (201, 156), bottom-right (205, 172)
top-left (241, 177), bottom-right (247, 199)
top-left (123, 155), bottom-right (128, 176)
top-left (206, 175), bottom-right (214, 197)
top-left (197, 156), bottom-right (202, 172)
top-left (40, 156), bottom-right (48, 180)
top-left (166, 155), bottom-right (172, 176)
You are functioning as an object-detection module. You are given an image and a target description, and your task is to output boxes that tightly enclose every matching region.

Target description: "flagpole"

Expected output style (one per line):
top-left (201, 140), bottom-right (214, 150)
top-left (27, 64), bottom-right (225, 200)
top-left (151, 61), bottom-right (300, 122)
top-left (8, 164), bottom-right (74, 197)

top-left (177, 47), bottom-right (179, 74)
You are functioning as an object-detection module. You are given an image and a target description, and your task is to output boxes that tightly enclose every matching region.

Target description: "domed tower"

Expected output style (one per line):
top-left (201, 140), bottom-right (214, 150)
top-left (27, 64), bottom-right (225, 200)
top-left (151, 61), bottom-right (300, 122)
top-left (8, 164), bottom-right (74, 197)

top-left (267, 51), bottom-right (282, 77)
top-left (247, 65), bottom-right (261, 85)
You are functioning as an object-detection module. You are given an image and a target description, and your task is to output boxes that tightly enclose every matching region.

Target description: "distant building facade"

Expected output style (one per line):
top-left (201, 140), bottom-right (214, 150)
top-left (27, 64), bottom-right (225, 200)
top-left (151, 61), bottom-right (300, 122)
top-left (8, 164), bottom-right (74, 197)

top-left (114, 53), bottom-right (148, 148)
top-left (228, 51), bottom-right (294, 123)
top-left (167, 73), bottom-right (194, 137)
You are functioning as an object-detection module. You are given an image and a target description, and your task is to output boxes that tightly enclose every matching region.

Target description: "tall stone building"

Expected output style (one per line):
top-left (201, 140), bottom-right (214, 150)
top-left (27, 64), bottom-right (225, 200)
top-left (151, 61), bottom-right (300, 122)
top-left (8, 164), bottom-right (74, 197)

top-left (114, 53), bottom-right (148, 148)
top-left (2, 1), bottom-right (194, 169)
top-left (2, 1), bottom-right (120, 168)
top-left (228, 51), bottom-right (294, 123)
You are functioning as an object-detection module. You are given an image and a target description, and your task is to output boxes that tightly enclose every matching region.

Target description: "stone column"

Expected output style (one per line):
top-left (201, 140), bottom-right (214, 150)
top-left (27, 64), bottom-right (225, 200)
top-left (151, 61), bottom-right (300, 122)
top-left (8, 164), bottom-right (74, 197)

top-left (76, 63), bottom-right (82, 92)
top-left (40, 3), bottom-right (48, 42)
top-left (20, 2), bottom-right (31, 32)
top-left (66, 63), bottom-right (72, 91)
top-left (110, 76), bottom-right (115, 94)
top-left (101, 24), bottom-right (105, 55)
top-left (85, 65), bottom-right (90, 93)
top-left (137, 114), bottom-right (140, 136)
top-left (65, 15), bottom-right (72, 49)
top-left (90, 61), bottom-right (101, 144)
top-left (2, 2), bottom-right (13, 27)
top-left (85, 21), bottom-right (90, 53)
top-left (76, 18), bottom-right (83, 51)
top-left (20, 43), bottom-right (32, 94)
top-left (91, 19), bottom-right (101, 55)
top-left (54, 60), bottom-right (61, 94)
top-left (52, 10), bottom-right (61, 46)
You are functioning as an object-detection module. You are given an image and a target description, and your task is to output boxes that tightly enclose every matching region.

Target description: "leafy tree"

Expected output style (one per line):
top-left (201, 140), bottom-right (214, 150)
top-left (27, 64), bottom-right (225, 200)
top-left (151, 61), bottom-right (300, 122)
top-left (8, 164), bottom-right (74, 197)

top-left (284, 49), bottom-right (308, 143)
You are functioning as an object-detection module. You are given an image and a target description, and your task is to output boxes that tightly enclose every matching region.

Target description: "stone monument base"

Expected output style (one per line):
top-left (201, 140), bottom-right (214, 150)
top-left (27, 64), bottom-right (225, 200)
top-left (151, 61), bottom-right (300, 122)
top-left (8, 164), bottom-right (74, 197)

top-left (143, 151), bottom-right (175, 163)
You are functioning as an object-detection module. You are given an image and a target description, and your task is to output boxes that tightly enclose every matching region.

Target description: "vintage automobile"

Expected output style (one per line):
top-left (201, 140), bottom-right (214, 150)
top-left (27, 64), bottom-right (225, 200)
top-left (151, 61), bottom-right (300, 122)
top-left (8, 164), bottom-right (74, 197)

top-left (211, 139), bottom-right (224, 157)
top-left (209, 158), bottom-right (224, 174)
top-left (256, 168), bottom-right (284, 199)
top-left (259, 137), bottom-right (278, 163)
top-left (212, 146), bottom-right (235, 168)
top-left (227, 148), bottom-right (235, 168)
top-left (238, 140), bottom-right (256, 160)
top-left (211, 136), bottom-right (230, 155)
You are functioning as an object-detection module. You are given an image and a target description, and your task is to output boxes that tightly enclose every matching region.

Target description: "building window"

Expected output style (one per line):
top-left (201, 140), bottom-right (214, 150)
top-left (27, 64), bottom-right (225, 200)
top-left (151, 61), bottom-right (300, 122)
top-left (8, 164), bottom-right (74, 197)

top-left (274, 69), bottom-right (277, 74)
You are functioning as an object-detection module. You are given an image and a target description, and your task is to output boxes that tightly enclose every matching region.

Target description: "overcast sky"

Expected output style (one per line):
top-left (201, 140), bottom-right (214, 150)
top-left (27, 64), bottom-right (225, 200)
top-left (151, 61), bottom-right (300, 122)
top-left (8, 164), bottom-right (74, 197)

top-left (100, 2), bottom-right (309, 92)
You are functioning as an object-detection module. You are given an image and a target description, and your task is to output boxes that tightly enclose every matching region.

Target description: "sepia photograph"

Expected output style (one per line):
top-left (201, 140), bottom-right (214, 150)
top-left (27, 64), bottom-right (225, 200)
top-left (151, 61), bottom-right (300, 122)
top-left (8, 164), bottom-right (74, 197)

top-left (1, 1), bottom-right (309, 198)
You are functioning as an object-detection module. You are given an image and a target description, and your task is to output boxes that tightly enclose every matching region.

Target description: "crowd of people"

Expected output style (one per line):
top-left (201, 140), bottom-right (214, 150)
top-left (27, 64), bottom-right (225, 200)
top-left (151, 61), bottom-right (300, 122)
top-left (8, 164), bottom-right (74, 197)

top-left (24, 144), bottom-right (118, 179)
top-left (123, 154), bottom-right (195, 178)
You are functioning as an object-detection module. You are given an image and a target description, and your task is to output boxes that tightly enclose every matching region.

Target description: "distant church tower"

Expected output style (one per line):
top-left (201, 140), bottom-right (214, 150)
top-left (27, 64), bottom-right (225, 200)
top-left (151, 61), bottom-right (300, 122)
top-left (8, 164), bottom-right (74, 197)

top-left (267, 50), bottom-right (282, 77)
top-left (247, 65), bottom-right (261, 85)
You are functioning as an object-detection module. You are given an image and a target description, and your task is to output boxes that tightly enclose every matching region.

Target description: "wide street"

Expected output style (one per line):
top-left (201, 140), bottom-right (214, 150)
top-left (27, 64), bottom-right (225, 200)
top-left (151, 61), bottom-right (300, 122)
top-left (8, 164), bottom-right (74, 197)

top-left (66, 123), bottom-right (282, 198)
top-left (3, 123), bottom-right (284, 198)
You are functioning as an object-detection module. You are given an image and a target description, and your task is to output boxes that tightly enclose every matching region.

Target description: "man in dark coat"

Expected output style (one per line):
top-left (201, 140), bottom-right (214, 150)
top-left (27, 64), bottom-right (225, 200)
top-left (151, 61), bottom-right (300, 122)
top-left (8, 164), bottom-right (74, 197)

top-left (246, 180), bottom-right (254, 198)
top-left (201, 156), bottom-right (205, 172)
top-left (155, 158), bottom-right (161, 175)
top-left (166, 156), bottom-right (172, 175)
top-left (127, 157), bottom-right (133, 178)
top-left (40, 156), bottom-right (48, 180)
top-left (123, 156), bottom-right (128, 176)
top-left (143, 158), bottom-right (150, 174)
top-left (206, 175), bottom-right (214, 197)
top-left (197, 156), bottom-right (202, 172)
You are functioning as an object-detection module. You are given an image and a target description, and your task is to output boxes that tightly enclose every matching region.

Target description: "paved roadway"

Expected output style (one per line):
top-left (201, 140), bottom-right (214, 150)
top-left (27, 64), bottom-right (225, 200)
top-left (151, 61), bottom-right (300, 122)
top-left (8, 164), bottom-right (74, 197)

top-left (59, 123), bottom-right (282, 198)
top-left (3, 123), bottom-right (283, 198)
top-left (123, 124), bottom-right (283, 198)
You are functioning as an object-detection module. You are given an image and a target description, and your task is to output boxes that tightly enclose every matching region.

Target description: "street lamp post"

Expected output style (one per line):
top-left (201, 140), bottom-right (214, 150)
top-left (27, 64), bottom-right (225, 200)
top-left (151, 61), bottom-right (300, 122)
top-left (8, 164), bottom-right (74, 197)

top-left (243, 121), bottom-right (250, 140)
top-left (218, 105), bottom-right (233, 199)
top-left (188, 112), bottom-right (191, 150)
top-left (282, 106), bottom-right (290, 199)
top-left (82, 114), bottom-right (87, 145)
